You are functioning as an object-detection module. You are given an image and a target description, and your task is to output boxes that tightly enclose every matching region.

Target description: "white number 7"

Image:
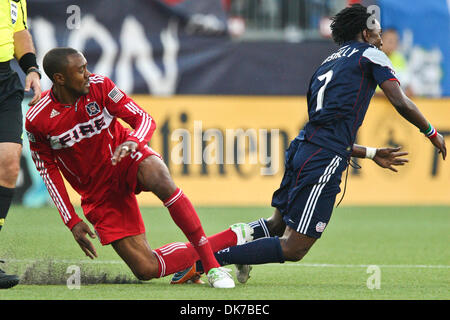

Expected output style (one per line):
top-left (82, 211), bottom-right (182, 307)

top-left (316, 70), bottom-right (333, 112)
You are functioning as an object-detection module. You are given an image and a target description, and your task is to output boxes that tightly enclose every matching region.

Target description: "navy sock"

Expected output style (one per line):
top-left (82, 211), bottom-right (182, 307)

top-left (0, 186), bottom-right (14, 232)
top-left (248, 218), bottom-right (271, 239)
top-left (196, 237), bottom-right (285, 272)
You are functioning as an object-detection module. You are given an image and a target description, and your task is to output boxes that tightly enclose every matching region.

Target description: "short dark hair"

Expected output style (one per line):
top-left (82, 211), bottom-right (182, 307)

top-left (43, 47), bottom-right (80, 82)
top-left (330, 4), bottom-right (372, 45)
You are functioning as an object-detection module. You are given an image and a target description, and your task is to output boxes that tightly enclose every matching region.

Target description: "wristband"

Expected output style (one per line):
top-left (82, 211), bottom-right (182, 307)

top-left (421, 123), bottom-right (437, 138)
top-left (18, 52), bottom-right (39, 75)
top-left (427, 129), bottom-right (438, 139)
top-left (26, 66), bottom-right (41, 79)
top-left (365, 147), bottom-right (377, 159)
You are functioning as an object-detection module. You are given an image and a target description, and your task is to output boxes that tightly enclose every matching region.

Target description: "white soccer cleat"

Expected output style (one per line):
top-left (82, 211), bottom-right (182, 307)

top-left (230, 223), bottom-right (254, 245)
top-left (207, 267), bottom-right (235, 288)
top-left (235, 264), bottom-right (252, 284)
top-left (229, 223), bottom-right (254, 285)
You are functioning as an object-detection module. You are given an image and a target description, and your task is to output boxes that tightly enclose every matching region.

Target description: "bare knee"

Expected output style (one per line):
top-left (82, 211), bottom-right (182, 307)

top-left (279, 229), bottom-right (316, 262)
top-left (0, 156), bottom-right (21, 187)
top-left (132, 261), bottom-right (160, 281)
top-left (111, 234), bottom-right (161, 281)
top-left (280, 242), bottom-right (310, 262)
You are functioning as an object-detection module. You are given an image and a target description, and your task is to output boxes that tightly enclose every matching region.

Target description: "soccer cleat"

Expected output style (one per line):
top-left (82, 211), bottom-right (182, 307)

top-left (230, 223), bottom-right (254, 285)
top-left (0, 260), bottom-right (19, 289)
top-left (207, 267), bottom-right (235, 288)
top-left (235, 264), bottom-right (252, 284)
top-left (230, 223), bottom-right (254, 245)
top-left (170, 264), bottom-right (204, 285)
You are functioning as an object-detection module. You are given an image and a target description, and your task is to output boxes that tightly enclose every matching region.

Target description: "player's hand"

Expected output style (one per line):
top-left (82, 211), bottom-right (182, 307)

top-left (429, 133), bottom-right (447, 160)
top-left (111, 141), bottom-right (138, 166)
top-left (372, 146), bottom-right (409, 172)
top-left (71, 221), bottom-right (98, 259)
top-left (25, 71), bottom-right (42, 106)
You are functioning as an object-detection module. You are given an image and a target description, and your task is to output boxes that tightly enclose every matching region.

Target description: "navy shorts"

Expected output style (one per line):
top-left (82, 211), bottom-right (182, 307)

top-left (271, 137), bottom-right (348, 238)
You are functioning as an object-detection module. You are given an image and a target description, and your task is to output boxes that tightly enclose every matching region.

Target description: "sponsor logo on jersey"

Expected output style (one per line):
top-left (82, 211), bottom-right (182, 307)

top-left (315, 222), bottom-right (327, 233)
top-left (85, 102), bottom-right (101, 116)
top-left (49, 109), bottom-right (114, 150)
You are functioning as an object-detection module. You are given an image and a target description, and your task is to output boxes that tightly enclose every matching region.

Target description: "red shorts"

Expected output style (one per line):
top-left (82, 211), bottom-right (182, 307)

top-left (83, 145), bottom-right (161, 245)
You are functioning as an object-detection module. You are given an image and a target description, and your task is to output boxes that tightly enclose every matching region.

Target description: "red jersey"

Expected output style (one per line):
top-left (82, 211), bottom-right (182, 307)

top-left (25, 74), bottom-right (156, 230)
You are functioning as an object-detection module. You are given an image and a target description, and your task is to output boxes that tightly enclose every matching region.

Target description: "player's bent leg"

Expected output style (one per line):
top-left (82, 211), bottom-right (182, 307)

top-left (0, 143), bottom-right (22, 288)
top-left (171, 223), bottom-right (254, 284)
top-left (111, 234), bottom-right (160, 281)
top-left (279, 226), bottom-right (317, 262)
top-left (246, 209), bottom-right (285, 241)
top-left (136, 155), bottom-right (232, 286)
top-left (0, 143), bottom-right (21, 234)
top-left (136, 155), bottom-right (177, 201)
top-left (266, 208), bottom-right (286, 237)
top-left (212, 208), bottom-right (283, 283)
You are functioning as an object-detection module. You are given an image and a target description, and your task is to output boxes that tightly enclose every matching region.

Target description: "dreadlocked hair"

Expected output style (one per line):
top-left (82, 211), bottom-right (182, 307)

top-left (330, 4), bottom-right (372, 45)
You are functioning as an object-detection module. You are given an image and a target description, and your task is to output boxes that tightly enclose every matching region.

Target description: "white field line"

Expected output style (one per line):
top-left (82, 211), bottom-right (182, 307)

top-left (273, 263), bottom-right (450, 269)
top-left (5, 259), bottom-right (450, 269)
top-left (6, 259), bottom-right (123, 265)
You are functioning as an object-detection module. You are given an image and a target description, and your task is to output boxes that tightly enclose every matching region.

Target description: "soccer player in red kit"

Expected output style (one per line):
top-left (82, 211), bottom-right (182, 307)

top-left (25, 47), bottom-right (253, 288)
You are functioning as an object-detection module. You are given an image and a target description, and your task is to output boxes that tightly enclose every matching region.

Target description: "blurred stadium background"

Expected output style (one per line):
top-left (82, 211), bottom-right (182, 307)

top-left (13, 0), bottom-right (449, 208)
top-left (3, 0), bottom-right (449, 300)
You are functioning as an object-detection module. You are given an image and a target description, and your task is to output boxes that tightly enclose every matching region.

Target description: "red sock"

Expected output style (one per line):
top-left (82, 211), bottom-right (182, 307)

top-left (163, 188), bottom-right (221, 274)
top-left (153, 228), bottom-right (237, 277)
top-left (153, 242), bottom-right (195, 278)
top-left (204, 228), bottom-right (237, 253)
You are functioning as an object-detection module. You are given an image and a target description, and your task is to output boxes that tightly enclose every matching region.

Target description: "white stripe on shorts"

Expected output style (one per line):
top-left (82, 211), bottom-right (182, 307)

top-left (297, 155), bottom-right (342, 234)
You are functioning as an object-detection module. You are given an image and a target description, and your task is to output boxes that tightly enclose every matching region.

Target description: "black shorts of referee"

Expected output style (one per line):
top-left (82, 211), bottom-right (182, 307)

top-left (0, 60), bottom-right (24, 145)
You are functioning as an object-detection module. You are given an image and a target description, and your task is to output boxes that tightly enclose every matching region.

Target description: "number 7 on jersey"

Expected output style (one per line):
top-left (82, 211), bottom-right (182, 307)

top-left (316, 70), bottom-right (333, 112)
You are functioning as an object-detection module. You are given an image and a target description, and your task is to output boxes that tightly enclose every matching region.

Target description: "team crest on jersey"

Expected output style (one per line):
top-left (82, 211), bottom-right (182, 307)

top-left (85, 102), bottom-right (101, 116)
top-left (315, 222), bottom-right (327, 233)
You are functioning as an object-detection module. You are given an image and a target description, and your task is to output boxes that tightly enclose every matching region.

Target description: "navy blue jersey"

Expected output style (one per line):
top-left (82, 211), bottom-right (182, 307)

top-left (302, 40), bottom-right (398, 157)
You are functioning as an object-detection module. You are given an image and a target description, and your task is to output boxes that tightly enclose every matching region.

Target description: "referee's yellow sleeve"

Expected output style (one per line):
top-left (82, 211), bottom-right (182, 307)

top-left (13, 0), bottom-right (28, 33)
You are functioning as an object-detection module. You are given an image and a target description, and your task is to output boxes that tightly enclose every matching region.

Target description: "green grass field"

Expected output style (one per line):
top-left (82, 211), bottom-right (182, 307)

top-left (0, 205), bottom-right (448, 300)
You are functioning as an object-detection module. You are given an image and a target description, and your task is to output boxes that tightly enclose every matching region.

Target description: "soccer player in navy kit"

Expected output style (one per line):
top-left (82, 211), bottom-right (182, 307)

top-left (172, 4), bottom-right (447, 284)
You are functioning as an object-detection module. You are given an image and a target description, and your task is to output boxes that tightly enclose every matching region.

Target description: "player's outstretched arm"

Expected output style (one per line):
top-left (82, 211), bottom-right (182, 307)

top-left (380, 80), bottom-right (447, 160)
top-left (352, 144), bottom-right (409, 172)
top-left (372, 147), bottom-right (409, 172)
